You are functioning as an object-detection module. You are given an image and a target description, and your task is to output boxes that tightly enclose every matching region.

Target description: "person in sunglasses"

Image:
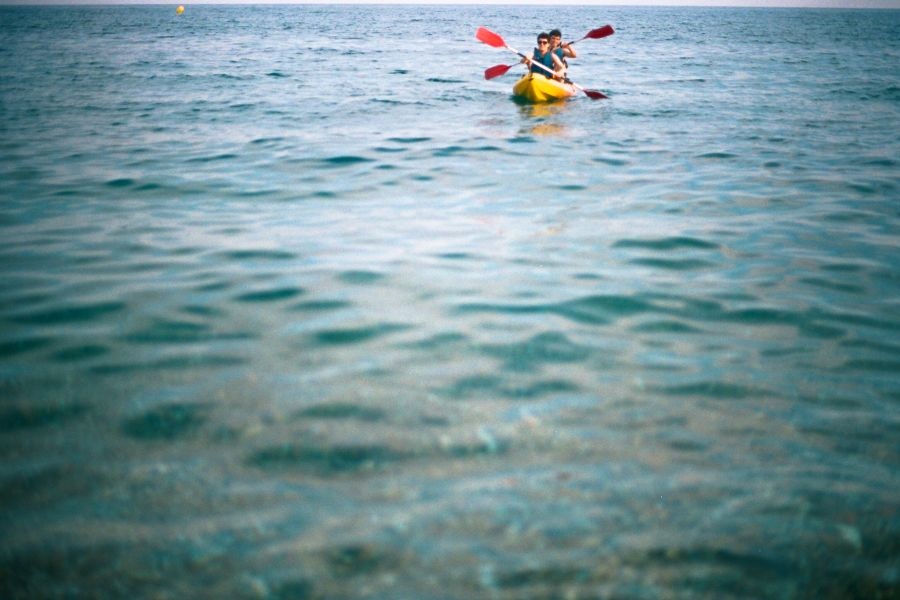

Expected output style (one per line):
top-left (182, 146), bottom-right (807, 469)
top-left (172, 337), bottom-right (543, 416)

top-left (522, 32), bottom-right (566, 80)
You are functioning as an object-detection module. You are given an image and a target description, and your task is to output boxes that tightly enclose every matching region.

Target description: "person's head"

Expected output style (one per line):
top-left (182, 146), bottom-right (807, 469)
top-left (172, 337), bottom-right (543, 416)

top-left (549, 29), bottom-right (562, 48)
top-left (536, 32), bottom-right (550, 51)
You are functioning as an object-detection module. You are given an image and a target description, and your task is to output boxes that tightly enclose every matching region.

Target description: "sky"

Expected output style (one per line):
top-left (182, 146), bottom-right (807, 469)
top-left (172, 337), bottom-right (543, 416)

top-left (3, 0), bottom-right (899, 7)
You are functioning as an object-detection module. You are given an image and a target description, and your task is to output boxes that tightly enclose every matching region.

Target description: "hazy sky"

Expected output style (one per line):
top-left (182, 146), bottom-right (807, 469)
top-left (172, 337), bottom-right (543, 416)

top-left (4, 0), bottom-right (900, 7)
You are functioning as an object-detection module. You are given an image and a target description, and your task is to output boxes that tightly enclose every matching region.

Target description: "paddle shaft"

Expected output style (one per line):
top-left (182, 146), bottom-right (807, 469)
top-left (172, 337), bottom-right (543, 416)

top-left (514, 47), bottom-right (563, 80)
top-left (566, 79), bottom-right (608, 100)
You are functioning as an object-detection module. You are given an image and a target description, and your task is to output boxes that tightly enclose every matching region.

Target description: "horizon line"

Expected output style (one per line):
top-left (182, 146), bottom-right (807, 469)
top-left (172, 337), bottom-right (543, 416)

top-left (2, 0), bottom-right (899, 7)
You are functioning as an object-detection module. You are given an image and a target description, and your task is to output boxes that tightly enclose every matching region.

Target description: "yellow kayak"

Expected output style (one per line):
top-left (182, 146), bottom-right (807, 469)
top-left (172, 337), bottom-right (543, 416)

top-left (512, 73), bottom-right (576, 103)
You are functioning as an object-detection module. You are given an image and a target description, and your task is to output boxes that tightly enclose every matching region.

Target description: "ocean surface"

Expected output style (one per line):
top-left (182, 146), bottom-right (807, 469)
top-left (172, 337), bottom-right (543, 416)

top-left (1, 3), bottom-right (899, 598)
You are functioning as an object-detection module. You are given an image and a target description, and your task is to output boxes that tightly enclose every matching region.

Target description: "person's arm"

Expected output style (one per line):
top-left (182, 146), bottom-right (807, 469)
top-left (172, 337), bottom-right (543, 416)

top-left (521, 49), bottom-right (534, 67)
top-left (551, 52), bottom-right (566, 73)
top-left (563, 42), bottom-right (577, 59)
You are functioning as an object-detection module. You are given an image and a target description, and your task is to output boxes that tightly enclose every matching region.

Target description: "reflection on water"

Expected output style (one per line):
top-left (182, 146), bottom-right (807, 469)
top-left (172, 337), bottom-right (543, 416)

top-left (517, 101), bottom-right (571, 136)
top-left (529, 121), bottom-right (568, 136)
top-left (517, 101), bottom-right (568, 119)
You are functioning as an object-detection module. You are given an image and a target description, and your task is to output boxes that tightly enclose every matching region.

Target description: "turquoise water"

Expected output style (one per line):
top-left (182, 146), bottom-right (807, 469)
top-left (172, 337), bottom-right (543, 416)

top-left (2, 4), bottom-right (899, 597)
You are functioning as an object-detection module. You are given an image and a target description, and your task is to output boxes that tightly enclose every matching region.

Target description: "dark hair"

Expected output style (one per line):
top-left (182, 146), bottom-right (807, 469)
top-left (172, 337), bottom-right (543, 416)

top-left (537, 32), bottom-right (550, 43)
top-left (549, 29), bottom-right (562, 38)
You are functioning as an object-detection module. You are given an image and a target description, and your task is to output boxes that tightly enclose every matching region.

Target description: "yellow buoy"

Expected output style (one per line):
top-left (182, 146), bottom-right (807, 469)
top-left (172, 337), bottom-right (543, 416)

top-left (176, 5), bottom-right (185, 15)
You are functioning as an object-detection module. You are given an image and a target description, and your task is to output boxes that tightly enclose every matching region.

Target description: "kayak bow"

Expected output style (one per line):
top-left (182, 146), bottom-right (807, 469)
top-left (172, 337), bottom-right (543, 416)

top-left (512, 73), bottom-right (577, 103)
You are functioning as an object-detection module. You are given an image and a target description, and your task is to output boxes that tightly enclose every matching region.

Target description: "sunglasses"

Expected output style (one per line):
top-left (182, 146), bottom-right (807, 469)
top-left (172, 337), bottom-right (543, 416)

top-left (538, 40), bottom-right (549, 45)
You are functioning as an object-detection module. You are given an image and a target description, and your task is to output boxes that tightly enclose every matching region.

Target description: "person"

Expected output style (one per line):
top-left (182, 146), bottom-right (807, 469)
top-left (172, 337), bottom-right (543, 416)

top-left (522, 32), bottom-right (566, 80)
top-left (549, 29), bottom-right (577, 63)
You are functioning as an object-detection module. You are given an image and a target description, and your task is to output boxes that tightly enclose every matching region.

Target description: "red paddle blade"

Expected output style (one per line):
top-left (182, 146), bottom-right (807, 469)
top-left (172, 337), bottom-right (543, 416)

top-left (484, 64), bottom-right (513, 80)
top-left (582, 89), bottom-right (609, 100)
top-left (476, 27), bottom-right (506, 48)
top-left (583, 25), bottom-right (615, 41)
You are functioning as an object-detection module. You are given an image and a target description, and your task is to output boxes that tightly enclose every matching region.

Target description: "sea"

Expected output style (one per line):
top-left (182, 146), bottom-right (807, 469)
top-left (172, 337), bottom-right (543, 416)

top-left (1, 3), bottom-right (898, 598)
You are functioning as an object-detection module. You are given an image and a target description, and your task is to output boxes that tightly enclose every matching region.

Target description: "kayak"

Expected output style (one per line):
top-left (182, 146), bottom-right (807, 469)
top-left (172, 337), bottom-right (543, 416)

top-left (512, 73), bottom-right (576, 103)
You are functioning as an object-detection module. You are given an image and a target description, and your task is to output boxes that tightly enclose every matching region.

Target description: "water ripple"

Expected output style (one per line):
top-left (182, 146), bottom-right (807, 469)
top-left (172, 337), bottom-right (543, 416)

top-left (2, 4), bottom-right (899, 598)
top-left (11, 301), bottom-right (126, 325)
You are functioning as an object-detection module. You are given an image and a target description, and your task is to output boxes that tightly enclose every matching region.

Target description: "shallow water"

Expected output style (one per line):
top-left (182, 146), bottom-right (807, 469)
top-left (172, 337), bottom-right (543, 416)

top-left (1, 4), bottom-right (899, 598)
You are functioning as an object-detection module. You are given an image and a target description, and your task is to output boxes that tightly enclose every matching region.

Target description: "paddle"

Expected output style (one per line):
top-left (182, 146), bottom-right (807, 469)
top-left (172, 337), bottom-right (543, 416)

top-left (484, 63), bottom-right (516, 80)
top-left (570, 24), bottom-right (615, 45)
top-left (566, 79), bottom-right (609, 100)
top-left (476, 26), bottom-right (609, 100)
